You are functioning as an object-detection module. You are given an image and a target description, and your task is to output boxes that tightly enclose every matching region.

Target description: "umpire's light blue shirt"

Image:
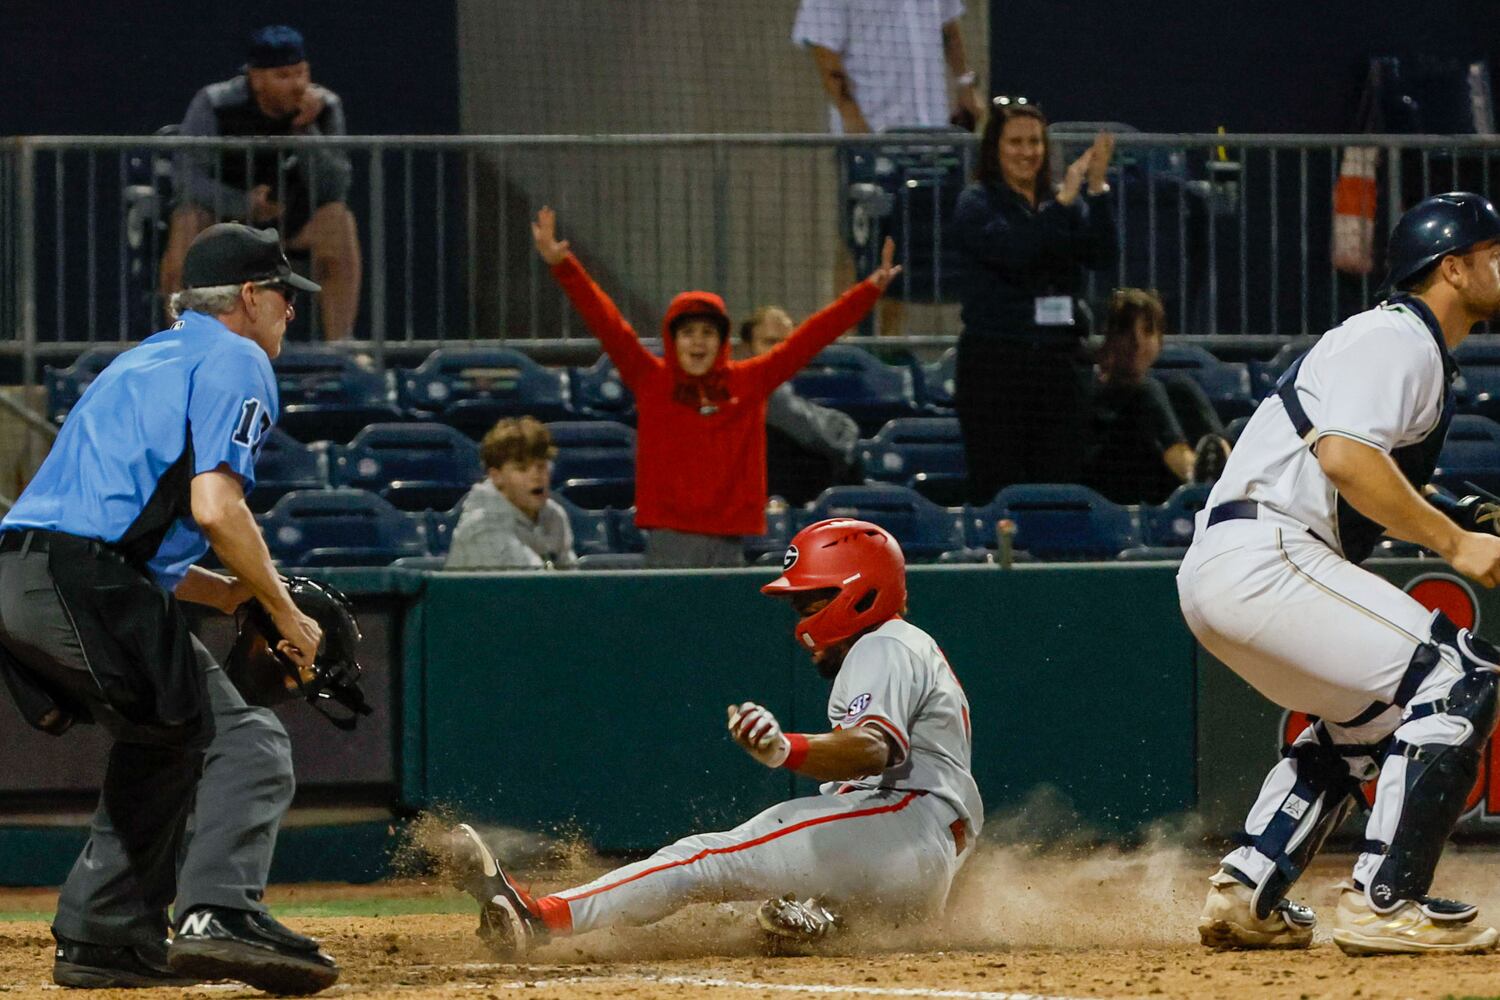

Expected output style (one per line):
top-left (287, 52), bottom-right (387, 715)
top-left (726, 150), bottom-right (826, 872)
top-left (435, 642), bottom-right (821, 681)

top-left (4, 312), bottom-right (277, 590)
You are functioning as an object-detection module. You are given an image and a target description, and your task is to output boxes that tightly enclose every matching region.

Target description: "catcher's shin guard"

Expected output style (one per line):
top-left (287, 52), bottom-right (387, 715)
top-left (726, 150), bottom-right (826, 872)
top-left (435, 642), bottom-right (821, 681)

top-left (1234, 722), bottom-right (1375, 921)
top-left (1364, 631), bottom-right (1500, 911)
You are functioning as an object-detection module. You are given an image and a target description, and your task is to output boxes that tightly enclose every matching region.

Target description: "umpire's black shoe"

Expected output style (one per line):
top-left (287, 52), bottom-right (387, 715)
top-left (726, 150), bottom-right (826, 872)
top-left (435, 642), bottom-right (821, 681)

top-left (53, 933), bottom-right (201, 988)
top-left (167, 907), bottom-right (339, 996)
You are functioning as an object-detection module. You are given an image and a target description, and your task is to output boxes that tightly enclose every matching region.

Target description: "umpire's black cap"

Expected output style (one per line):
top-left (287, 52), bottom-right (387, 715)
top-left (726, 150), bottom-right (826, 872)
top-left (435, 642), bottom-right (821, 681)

top-left (182, 223), bottom-right (321, 292)
top-left (1386, 191), bottom-right (1500, 291)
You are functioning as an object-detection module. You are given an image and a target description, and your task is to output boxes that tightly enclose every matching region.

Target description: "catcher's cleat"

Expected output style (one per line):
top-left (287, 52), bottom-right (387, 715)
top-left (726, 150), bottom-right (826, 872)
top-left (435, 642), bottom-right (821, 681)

top-left (1197, 870), bottom-right (1315, 950)
top-left (1331, 881), bottom-right (1499, 956)
top-left (757, 894), bottom-right (842, 946)
top-left (448, 823), bottom-right (544, 959)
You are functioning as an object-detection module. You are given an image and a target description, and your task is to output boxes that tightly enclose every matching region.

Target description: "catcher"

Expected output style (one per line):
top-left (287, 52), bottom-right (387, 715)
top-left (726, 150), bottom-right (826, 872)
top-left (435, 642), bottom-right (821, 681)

top-left (450, 518), bottom-right (981, 955)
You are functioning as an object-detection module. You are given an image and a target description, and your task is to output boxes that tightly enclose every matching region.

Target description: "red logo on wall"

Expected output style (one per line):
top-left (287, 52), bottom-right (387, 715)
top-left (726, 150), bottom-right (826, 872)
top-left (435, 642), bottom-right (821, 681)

top-left (1277, 573), bottom-right (1490, 819)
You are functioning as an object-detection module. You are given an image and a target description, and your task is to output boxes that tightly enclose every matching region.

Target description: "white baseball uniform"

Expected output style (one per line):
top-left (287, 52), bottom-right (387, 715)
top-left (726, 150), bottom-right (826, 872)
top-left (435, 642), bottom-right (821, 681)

top-left (1177, 294), bottom-right (1477, 890)
top-left (534, 618), bottom-right (981, 936)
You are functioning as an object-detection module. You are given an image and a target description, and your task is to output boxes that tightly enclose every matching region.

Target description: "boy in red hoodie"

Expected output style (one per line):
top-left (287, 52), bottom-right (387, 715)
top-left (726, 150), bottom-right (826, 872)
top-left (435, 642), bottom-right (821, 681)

top-left (532, 207), bottom-right (900, 566)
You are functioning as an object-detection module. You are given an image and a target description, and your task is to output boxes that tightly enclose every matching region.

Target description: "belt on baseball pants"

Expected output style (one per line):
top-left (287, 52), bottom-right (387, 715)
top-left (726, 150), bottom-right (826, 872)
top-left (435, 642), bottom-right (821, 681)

top-left (1204, 502), bottom-right (1442, 728)
top-left (1205, 500), bottom-right (1336, 549)
top-left (1205, 499), bottom-right (1260, 528)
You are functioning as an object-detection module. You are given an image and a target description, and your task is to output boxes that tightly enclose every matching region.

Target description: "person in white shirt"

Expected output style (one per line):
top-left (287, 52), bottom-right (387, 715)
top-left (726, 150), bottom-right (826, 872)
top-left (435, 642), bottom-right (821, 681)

top-left (444, 417), bottom-right (577, 570)
top-left (792, 0), bottom-right (982, 135)
top-left (447, 518), bottom-right (980, 956)
top-left (1179, 192), bottom-right (1500, 957)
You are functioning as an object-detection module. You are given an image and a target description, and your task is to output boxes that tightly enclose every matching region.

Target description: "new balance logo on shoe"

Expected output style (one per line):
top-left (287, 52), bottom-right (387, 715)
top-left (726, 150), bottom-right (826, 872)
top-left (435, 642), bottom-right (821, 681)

top-left (179, 911), bottom-right (214, 937)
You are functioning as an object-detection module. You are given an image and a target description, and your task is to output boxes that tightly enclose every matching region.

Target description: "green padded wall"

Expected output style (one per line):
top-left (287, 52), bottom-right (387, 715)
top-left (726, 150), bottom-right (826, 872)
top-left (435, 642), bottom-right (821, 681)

top-left (417, 563), bottom-right (1198, 851)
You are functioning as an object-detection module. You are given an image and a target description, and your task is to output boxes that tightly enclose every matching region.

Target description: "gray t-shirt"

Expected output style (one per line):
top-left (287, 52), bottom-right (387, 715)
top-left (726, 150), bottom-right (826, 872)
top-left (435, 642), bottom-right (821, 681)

top-left (444, 480), bottom-right (577, 570)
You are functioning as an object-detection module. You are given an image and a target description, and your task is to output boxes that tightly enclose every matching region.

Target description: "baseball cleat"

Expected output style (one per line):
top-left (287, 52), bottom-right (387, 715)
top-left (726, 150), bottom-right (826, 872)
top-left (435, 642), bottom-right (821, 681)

top-left (1331, 881), bottom-right (1499, 956)
top-left (1197, 870), bottom-right (1314, 950)
top-left (53, 933), bottom-right (200, 989)
top-left (448, 823), bottom-right (544, 959)
top-left (166, 907), bottom-right (338, 995)
top-left (757, 894), bottom-right (842, 943)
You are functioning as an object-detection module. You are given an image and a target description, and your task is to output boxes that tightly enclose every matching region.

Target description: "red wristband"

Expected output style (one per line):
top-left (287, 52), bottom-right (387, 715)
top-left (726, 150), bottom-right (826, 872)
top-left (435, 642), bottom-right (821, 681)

top-left (782, 734), bottom-right (811, 771)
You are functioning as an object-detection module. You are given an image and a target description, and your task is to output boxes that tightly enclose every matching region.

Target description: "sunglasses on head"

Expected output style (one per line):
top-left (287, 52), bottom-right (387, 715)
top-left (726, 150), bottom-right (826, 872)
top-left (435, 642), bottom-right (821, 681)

top-left (991, 95), bottom-right (1030, 108)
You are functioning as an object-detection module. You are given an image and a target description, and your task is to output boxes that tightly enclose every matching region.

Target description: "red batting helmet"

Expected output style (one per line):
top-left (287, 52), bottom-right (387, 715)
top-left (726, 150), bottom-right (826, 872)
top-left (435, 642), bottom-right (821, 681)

top-left (761, 518), bottom-right (907, 653)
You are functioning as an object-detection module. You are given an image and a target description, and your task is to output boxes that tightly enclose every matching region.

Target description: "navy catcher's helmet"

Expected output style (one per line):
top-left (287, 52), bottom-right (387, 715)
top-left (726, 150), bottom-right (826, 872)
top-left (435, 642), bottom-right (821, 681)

top-left (1386, 191), bottom-right (1500, 290)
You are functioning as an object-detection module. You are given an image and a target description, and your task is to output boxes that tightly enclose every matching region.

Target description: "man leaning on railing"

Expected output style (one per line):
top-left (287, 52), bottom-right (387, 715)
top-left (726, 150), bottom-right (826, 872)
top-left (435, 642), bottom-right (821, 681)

top-left (158, 25), bottom-right (362, 342)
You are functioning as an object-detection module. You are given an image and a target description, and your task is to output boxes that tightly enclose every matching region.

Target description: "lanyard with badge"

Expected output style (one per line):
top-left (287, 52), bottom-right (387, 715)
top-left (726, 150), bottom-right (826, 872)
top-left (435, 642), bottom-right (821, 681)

top-left (1034, 295), bottom-right (1075, 327)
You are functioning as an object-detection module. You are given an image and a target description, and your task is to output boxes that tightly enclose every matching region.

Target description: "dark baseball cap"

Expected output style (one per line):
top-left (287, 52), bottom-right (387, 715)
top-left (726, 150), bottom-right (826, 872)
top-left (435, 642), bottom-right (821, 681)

top-left (247, 25), bottom-right (306, 69)
top-left (182, 224), bottom-right (321, 292)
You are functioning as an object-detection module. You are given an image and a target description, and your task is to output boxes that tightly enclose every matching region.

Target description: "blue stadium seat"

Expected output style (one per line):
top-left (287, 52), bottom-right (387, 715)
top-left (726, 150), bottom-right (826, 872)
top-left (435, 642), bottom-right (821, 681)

top-left (1434, 414), bottom-right (1500, 496)
top-left (570, 354), bottom-right (636, 424)
top-left (259, 488), bottom-right (427, 568)
top-left (1154, 343), bottom-right (1254, 421)
top-left (547, 421), bottom-right (636, 510)
top-left (803, 483), bottom-right (964, 561)
top-left (969, 484), bottom-right (1139, 560)
top-left (251, 428), bottom-right (330, 513)
top-left (426, 505), bottom-right (461, 558)
top-left (331, 423), bottom-right (481, 512)
top-left (555, 494), bottom-right (614, 557)
top-left (391, 555), bottom-right (448, 571)
top-left (744, 503), bottom-right (795, 564)
top-left (1224, 415), bottom-right (1252, 444)
top-left (45, 347), bottom-right (126, 424)
top-left (273, 347), bottom-right (403, 443)
top-left (611, 509), bottom-right (646, 554)
top-left (913, 348), bottom-right (956, 414)
top-left (789, 345), bottom-right (919, 436)
top-left (860, 417), bottom-right (966, 504)
top-left (1247, 337), bottom-right (1317, 399)
top-left (1141, 483), bottom-right (1212, 547)
top-left (399, 348), bottom-right (572, 437)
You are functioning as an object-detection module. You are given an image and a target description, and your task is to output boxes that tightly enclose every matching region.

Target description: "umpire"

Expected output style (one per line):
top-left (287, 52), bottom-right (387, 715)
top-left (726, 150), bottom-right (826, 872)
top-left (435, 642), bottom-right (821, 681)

top-left (0, 224), bottom-right (339, 993)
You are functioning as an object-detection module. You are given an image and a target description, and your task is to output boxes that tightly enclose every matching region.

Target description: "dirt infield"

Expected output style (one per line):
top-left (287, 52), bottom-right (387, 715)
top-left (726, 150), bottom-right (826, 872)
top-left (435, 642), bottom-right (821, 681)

top-left (3, 847), bottom-right (1499, 999)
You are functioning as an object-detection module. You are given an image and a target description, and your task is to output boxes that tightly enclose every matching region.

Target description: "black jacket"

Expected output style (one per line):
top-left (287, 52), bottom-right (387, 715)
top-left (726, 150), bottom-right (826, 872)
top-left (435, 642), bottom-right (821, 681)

top-left (950, 181), bottom-right (1116, 339)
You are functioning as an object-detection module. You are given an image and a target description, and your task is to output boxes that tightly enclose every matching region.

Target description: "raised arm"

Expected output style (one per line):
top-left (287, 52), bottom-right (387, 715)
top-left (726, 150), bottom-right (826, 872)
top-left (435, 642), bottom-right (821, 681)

top-left (534, 207), bottom-right (659, 389)
top-left (742, 236), bottom-right (898, 392)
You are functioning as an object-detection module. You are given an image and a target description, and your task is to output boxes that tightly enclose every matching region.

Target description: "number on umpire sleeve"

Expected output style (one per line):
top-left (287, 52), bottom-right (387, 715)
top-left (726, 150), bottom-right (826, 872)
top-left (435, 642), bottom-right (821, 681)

top-left (232, 397), bottom-right (271, 448)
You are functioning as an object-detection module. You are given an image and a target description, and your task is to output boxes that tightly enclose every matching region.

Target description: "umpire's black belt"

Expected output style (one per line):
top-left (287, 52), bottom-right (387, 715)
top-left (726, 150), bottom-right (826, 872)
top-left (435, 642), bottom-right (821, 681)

top-left (0, 529), bottom-right (123, 561)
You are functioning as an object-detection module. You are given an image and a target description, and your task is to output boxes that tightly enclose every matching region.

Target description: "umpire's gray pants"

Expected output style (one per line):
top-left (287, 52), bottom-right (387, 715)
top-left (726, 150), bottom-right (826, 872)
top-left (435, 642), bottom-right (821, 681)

top-left (0, 549), bottom-right (295, 947)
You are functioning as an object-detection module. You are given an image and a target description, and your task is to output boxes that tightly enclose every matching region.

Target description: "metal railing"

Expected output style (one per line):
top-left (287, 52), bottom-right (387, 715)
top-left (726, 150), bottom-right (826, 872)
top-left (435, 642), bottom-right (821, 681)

top-left (3, 131), bottom-right (1500, 383)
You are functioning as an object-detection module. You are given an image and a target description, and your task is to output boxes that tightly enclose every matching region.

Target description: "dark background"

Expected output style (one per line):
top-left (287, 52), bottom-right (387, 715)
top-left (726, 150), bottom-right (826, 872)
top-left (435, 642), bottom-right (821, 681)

top-left (0, 0), bottom-right (459, 136)
top-left (988, 0), bottom-right (1499, 133)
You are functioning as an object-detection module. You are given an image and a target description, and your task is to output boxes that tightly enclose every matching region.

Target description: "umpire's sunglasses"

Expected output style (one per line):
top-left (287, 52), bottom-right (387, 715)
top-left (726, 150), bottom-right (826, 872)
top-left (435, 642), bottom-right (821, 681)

top-left (253, 279), bottom-right (298, 309)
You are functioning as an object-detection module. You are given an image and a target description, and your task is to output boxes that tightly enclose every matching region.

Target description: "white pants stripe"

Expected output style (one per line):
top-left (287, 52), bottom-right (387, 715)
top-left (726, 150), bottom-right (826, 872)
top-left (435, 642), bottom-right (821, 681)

top-left (547, 788), bottom-right (968, 935)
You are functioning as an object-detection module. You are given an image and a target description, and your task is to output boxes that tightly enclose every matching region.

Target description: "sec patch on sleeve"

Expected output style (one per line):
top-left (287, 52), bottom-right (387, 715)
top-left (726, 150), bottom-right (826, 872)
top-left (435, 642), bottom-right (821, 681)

top-left (844, 692), bottom-right (872, 719)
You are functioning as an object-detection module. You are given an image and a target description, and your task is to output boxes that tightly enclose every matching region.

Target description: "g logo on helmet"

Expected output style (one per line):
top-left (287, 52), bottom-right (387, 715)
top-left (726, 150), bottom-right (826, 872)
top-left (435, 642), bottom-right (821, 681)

top-left (783, 544), bottom-right (799, 571)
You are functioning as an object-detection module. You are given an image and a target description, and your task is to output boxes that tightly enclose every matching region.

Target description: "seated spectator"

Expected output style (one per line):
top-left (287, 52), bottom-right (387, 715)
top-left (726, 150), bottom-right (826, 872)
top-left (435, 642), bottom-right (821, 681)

top-left (159, 25), bottom-right (362, 341)
top-left (532, 207), bottom-right (897, 568)
top-left (739, 306), bottom-right (862, 504)
top-left (446, 417), bottom-right (577, 570)
top-left (1083, 289), bottom-right (1229, 504)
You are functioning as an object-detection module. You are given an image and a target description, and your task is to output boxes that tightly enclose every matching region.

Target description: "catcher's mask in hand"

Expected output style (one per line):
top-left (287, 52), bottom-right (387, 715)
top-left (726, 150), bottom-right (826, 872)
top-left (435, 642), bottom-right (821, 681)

top-left (225, 576), bottom-right (373, 730)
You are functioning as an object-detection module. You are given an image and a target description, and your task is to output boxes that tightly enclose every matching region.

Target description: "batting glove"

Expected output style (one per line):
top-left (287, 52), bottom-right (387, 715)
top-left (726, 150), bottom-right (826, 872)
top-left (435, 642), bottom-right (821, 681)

top-left (728, 701), bottom-right (790, 768)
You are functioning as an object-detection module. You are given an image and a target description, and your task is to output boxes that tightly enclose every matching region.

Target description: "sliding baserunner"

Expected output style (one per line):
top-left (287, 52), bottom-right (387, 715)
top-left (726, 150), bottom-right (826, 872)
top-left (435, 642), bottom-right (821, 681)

top-left (451, 518), bottom-right (981, 954)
